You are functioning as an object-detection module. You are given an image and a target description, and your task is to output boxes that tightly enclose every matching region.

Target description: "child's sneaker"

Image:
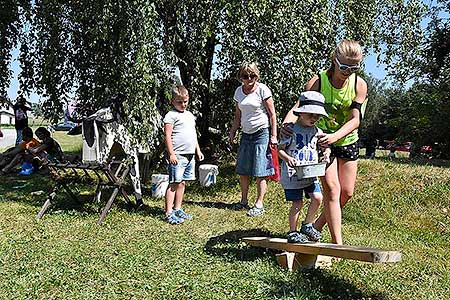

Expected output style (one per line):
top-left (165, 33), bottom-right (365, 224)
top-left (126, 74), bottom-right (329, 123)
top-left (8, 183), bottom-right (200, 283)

top-left (164, 212), bottom-right (184, 225)
top-left (247, 206), bottom-right (265, 217)
top-left (287, 231), bottom-right (309, 244)
top-left (174, 208), bottom-right (192, 220)
top-left (300, 223), bottom-right (322, 242)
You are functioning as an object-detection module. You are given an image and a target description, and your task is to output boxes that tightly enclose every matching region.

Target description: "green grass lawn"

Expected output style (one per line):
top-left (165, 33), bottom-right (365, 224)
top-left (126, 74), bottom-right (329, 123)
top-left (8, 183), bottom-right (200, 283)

top-left (0, 137), bottom-right (449, 299)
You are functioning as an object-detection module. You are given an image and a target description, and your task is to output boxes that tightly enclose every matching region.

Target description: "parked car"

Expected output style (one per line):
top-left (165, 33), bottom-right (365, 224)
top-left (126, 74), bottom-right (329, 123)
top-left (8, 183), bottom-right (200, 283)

top-left (51, 122), bottom-right (76, 131)
top-left (395, 142), bottom-right (413, 152)
top-left (420, 145), bottom-right (433, 153)
top-left (409, 144), bottom-right (435, 159)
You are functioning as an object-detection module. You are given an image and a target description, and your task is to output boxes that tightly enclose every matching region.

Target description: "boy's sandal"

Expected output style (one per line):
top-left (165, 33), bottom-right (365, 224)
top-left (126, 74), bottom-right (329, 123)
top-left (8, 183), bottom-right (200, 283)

top-left (246, 206), bottom-right (265, 217)
top-left (287, 231), bottom-right (309, 244)
top-left (174, 208), bottom-right (192, 220)
top-left (300, 223), bottom-right (322, 242)
top-left (164, 213), bottom-right (184, 225)
top-left (230, 201), bottom-right (250, 211)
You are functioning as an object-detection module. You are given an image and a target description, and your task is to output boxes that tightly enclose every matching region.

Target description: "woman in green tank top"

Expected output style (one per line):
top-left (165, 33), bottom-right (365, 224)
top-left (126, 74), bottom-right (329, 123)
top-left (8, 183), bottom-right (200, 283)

top-left (281, 39), bottom-right (368, 245)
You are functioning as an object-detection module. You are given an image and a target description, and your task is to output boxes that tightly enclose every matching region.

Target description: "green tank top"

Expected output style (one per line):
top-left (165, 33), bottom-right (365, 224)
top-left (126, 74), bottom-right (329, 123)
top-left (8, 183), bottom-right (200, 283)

top-left (315, 70), bottom-right (359, 146)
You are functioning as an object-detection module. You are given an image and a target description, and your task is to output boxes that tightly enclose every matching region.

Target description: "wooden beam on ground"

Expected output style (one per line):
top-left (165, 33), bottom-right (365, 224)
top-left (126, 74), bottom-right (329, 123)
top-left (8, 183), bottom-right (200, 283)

top-left (243, 237), bottom-right (401, 263)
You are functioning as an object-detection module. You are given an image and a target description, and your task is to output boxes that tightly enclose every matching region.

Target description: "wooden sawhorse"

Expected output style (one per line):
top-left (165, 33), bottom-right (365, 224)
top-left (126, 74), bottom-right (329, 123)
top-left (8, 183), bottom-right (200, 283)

top-left (243, 237), bottom-right (401, 271)
top-left (37, 159), bottom-right (133, 225)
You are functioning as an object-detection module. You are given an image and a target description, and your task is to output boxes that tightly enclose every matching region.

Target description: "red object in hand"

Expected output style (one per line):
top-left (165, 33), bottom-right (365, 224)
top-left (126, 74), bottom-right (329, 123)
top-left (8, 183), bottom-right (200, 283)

top-left (266, 144), bottom-right (280, 182)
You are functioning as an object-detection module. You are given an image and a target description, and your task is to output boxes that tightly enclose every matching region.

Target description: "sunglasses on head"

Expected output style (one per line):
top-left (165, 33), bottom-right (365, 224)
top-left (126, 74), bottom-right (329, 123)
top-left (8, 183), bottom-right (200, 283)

top-left (335, 57), bottom-right (360, 72)
top-left (240, 74), bottom-right (257, 80)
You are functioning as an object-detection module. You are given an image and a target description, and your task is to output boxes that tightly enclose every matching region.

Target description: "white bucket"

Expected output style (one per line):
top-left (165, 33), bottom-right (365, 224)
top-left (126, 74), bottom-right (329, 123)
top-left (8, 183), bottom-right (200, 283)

top-left (151, 174), bottom-right (169, 198)
top-left (198, 164), bottom-right (219, 187)
top-left (294, 162), bottom-right (327, 179)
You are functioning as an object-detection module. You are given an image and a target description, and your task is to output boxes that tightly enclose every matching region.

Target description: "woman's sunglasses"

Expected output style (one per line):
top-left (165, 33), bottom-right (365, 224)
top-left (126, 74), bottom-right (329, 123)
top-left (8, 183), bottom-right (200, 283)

top-left (240, 74), bottom-right (257, 80)
top-left (335, 57), bottom-right (360, 72)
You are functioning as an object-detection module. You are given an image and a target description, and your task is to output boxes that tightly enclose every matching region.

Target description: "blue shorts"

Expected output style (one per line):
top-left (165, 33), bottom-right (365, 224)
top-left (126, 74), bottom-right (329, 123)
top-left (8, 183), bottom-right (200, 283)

top-left (236, 128), bottom-right (274, 177)
top-left (284, 183), bottom-right (321, 201)
top-left (168, 154), bottom-right (196, 183)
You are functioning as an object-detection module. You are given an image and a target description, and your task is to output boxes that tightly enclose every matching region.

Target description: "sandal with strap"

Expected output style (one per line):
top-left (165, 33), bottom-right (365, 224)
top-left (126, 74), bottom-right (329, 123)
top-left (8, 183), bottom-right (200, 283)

top-left (300, 223), bottom-right (322, 242)
top-left (287, 231), bottom-right (309, 244)
top-left (164, 212), bottom-right (184, 225)
top-left (174, 208), bottom-right (192, 220)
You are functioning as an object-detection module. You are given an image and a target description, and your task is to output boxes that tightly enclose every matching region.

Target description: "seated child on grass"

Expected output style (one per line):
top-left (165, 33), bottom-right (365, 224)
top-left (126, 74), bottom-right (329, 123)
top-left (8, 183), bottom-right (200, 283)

top-left (163, 85), bottom-right (204, 225)
top-left (0, 127), bottom-right (40, 174)
top-left (29, 127), bottom-right (65, 166)
top-left (278, 91), bottom-right (331, 243)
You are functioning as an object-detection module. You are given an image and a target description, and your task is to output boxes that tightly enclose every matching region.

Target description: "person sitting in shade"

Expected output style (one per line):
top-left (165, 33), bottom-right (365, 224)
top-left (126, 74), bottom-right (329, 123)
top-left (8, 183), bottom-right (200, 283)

top-left (28, 127), bottom-right (65, 166)
top-left (0, 127), bottom-right (40, 175)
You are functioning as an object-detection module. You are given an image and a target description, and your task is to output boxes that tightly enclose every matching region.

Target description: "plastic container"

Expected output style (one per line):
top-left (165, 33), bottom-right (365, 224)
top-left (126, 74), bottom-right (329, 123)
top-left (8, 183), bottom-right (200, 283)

top-left (151, 174), bottom-right (169, 198)
top-left (19, 161), bottom-right (34, 176)
top-left (198, 164), bottom-right (219, 187)
top-left (294, 162), bottom-right (327, 179)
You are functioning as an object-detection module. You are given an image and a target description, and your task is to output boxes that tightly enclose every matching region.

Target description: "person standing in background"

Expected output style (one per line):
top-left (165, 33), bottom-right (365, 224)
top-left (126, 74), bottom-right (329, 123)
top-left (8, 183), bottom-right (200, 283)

top-left (228, 61), bottom-right (278, 217)
top-left (13, 95), bottom-right (32, 145)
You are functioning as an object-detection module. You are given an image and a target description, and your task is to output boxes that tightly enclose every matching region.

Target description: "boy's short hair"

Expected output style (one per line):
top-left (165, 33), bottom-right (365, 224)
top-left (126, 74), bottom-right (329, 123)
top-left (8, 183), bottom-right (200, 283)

top-left (22, 127), bottom-right (33, 139)
top-left (171, 85), bottom-right (189, 100)
top-left (35, 127), bottom-right (51, 138)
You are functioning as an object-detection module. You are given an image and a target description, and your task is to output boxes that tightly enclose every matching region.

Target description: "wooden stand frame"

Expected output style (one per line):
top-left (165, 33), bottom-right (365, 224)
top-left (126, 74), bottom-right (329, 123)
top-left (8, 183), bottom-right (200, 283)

top-left (36, 159), bottom-right (133, 225)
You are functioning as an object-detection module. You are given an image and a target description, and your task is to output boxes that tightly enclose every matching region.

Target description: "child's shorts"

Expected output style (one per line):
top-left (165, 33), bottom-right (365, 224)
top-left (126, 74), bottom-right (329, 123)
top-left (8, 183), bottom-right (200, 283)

top-left (284, 183), bottom-right (321, 201)
top-left (168, 154), bottom-right (196, 183)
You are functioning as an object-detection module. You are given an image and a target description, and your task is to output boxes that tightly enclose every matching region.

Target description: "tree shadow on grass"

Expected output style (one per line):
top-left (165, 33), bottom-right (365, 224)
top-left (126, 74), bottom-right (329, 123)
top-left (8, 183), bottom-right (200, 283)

top-left (205, 229), bottom-right (386, 300)
top-left (372, 156), bottom-right (450, 168)
top-left (265, 269), bottom-right (386, 300)
top-left (188, 164), bottom-right (240, 196)
top-left (124, 202), bottom-right (164, 218)
top-left (183, 199), bottom-right (236, 210)
top-left (204, 229), bottom-right (277, 262)
top-left (1, 172), bottom-right (145, 218)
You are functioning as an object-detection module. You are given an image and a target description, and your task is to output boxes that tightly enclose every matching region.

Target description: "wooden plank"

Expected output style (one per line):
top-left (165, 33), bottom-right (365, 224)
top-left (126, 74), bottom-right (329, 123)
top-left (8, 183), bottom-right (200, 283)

top-left (243, 237), bottom-right (401, 263)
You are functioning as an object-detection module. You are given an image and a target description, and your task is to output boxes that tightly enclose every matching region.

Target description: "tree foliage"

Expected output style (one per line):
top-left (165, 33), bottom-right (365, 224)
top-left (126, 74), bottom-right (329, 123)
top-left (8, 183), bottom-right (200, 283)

top-left (359, 1), bottom-right (450, 158)
top-left (1, 0), bottom-right (427, 151)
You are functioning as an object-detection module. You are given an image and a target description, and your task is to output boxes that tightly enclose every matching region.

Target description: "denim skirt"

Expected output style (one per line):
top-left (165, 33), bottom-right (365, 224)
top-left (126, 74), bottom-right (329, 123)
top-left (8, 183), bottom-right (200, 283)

top-left (236, 128), bottom-right (274, 177)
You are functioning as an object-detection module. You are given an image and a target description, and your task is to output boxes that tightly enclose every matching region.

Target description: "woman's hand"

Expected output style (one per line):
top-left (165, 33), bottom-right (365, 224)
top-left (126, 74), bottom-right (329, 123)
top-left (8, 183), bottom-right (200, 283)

top-left (228, 131), bottom-right (235, 146)
top-left (169, 154), bottom-right (178, 165)
top-left (280, 123), bottom-right (295, 139)
top-left (320, 152), bottom-right (331, 164)
top-left (197, 151), bottom-right (204, 161)
top-left (318, 133), bottom-right (338, 146)
top-left (270, 135), bottom-right (278, 145)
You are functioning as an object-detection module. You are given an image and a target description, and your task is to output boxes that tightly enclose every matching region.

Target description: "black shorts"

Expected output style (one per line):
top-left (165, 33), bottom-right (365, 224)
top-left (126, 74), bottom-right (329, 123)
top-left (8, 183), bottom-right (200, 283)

top-left (330, 141), bottom-right (359, 161)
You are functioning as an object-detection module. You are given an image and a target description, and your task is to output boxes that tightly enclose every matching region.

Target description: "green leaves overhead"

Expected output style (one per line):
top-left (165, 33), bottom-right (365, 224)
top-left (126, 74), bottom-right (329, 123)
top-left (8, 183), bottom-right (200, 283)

top-left (0, 0), bottom-right (427, 148)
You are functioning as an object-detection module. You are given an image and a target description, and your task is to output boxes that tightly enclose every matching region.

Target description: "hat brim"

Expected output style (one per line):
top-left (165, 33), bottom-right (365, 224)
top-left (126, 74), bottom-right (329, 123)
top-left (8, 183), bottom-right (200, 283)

top-left (294, 105), bottom-right (328, 117)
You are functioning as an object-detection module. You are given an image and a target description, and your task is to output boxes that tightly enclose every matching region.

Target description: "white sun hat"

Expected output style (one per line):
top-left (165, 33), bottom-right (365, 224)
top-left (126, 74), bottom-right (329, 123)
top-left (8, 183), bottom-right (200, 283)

top-left (293, 91), bottom-right (328, 117)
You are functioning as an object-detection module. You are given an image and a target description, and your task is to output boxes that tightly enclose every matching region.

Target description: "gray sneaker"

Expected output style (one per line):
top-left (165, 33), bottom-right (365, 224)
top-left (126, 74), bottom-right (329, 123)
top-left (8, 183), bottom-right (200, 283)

top-left (246, 206), bottom-right (265, 217)
top-left (287, 231), bottom-right (309, 243)
top-left (300, 223), bottom-right (322, 242)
